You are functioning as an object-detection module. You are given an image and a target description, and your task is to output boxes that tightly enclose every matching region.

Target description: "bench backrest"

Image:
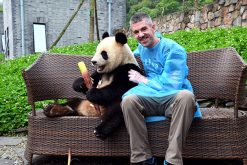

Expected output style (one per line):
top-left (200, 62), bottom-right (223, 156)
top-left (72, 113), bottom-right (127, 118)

top-left (22, 47), bottom-right (247, 112)
top-left (187, 47), bottom-right (246, 105)
top-left (22, 54), bottom-right (92, 105)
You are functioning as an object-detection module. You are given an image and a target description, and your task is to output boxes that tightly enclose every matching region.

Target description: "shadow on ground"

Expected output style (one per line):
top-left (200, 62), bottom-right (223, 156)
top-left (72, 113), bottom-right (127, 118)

top-left (32, 155), bottom-right (243, 165)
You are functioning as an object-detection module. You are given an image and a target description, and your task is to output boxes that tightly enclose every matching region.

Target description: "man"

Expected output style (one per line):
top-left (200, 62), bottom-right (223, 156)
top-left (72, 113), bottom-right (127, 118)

top-left (121, 13), bottom-right (201, 165)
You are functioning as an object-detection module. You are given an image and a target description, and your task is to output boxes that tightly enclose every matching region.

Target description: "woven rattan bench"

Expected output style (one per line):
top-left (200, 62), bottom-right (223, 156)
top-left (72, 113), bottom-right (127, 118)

top-left (22, 47), bottom-right (247, 164)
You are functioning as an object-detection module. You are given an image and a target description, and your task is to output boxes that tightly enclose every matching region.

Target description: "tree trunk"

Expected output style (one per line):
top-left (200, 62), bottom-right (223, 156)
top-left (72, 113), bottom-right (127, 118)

top-left (89, 0), bottom-right (95, 42)
top-left (94, 0), bottom-right (100, 41)
top-left (50, 0), bottom-right (85, 50)
top-left (182, 0), bottom-right (185, 11)
top-left (194, 0), bottom-right (198, 10)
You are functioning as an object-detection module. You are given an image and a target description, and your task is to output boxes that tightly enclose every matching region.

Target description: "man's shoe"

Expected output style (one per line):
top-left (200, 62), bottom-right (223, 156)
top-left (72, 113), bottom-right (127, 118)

top-left (131, 157), bottom-right (157, 165)
top-left (164, 160), bottom-right (174, 165)
top-left (143, 157), bottom-right (157, 165)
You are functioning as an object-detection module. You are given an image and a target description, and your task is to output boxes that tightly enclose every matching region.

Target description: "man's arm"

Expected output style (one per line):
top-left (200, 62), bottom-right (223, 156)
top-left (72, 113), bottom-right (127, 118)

top-left (147, 47), bottom-right (188, 90)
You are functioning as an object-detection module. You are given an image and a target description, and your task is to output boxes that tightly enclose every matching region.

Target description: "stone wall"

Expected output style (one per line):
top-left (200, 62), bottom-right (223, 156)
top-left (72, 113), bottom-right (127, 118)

top-left (154, 0), bottom-right (247, 33)
top-left (3, 0), bottom-right (126, 59)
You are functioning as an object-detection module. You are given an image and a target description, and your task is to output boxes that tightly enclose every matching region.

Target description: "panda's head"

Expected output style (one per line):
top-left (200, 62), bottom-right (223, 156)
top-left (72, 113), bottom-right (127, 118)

top-left (91, 32), bottom-right (138, 73)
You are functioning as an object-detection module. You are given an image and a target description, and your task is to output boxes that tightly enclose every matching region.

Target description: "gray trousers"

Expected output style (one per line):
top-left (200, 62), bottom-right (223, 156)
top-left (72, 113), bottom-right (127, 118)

top-left (121, 90), bottom-right (196, 165)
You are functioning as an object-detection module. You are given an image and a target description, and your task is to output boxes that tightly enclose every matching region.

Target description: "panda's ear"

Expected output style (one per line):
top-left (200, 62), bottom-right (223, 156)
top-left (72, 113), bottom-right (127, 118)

top-left (115, 32), bottom-right (127, 45)
top-left (102, 32), bottom-right (109, 39)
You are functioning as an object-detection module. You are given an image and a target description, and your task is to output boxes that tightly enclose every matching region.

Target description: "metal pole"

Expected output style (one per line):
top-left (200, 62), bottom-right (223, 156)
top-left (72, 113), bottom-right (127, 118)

top-left (20, 0), bottom-right (25, 55)
top-left (107, 0), bottom-right (112, 35)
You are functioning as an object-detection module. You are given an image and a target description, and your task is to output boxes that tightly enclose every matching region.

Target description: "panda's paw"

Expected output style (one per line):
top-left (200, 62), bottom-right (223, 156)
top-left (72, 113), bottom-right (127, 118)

top-left (73, 77), bottom-right (88, 93)
top-left (86, 88), bottom-right (102, 103)
top-left (93, 127), bottom-right (107, 140)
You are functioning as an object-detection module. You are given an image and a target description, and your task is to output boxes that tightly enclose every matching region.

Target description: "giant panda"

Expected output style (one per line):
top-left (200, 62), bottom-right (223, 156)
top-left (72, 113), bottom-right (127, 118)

top-left (43, 32), bottom-right (143, 140)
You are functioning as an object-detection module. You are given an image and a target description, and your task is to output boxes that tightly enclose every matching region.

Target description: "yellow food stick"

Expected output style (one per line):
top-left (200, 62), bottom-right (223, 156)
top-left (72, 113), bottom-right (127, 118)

top-left (78, 61), bottom-right (92, 89)
top-left (78, 61), bottom-right (88, 73)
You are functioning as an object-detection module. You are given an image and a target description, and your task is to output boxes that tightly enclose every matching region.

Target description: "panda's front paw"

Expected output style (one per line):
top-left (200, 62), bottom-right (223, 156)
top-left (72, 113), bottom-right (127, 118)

top-left (94, 127), bottom-right (107, 140)
top-left (73, 77), bottom-right (88, 93)
top-left (86, 88), bottom-right (102, 103)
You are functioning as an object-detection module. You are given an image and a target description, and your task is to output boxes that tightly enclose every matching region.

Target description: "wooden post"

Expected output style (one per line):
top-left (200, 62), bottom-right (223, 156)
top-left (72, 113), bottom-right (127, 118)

top-left (50, 0), bottom-right (85, 50)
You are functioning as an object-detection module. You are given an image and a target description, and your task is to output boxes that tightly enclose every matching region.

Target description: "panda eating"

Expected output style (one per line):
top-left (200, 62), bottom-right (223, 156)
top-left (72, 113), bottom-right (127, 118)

top-left (43, 32), bottom-right (143, 140)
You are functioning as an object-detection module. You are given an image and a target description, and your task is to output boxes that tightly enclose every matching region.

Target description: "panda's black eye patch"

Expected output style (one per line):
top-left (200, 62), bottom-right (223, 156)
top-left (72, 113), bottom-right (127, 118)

top-left (101, 51), bottom-right (108, 60)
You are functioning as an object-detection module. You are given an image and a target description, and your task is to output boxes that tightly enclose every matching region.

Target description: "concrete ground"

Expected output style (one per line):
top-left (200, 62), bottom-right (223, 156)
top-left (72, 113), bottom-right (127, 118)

top-left (0, 136), bottom-right (243, 165)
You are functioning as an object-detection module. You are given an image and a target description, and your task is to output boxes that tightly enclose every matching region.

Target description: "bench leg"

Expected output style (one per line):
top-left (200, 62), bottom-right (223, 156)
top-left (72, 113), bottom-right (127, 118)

top-left (243, 159), bottom-right (247, 165)
top-left (24, 149), bottom-right (33, 164)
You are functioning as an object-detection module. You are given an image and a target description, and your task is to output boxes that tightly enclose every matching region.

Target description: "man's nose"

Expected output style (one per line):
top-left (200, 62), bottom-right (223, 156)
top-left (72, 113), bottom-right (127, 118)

top-left (138, 31), bottom-right (144, 38)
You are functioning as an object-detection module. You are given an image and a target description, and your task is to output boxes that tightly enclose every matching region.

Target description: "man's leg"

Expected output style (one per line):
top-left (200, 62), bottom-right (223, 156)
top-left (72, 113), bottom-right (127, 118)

top-left (165, 90), bottom-right (196, 165)
top-left (121, 94), bottom-right (175, 163)
top-left (121, 94), bottom-right (152, 163)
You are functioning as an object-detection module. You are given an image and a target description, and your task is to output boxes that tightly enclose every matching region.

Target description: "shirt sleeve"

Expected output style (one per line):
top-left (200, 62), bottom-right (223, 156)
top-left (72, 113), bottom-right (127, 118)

top-left (133, 44), bottom-right (141, 57)
top-left (145, 46), bottom-right (189, 92)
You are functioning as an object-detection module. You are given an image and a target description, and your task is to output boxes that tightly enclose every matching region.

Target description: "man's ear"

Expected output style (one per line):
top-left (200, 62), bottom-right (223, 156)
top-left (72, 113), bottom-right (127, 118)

top-left (152, 23), bottom-right (156, 31)
top-left (115, 32), bottom-right (127, 45)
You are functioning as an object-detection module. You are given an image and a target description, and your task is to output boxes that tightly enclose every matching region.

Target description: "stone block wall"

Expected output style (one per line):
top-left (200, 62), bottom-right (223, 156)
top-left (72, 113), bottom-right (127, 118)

top-left (154, 0), bottom-right (247, 33)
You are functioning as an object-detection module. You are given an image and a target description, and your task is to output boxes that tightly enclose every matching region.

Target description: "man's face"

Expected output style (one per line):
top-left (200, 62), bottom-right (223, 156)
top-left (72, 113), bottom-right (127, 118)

top-left (131, 19), bottom-right (156, 48)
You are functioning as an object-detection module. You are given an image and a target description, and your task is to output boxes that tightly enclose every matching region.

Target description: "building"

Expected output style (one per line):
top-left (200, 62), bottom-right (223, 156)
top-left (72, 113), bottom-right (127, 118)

top-left (3, 0), bottom-right (126, 59)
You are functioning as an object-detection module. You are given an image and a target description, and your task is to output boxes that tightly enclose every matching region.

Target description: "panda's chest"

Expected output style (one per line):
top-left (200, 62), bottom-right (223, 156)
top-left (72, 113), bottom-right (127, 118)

top-left (97, 74), bottom-right (114, 88)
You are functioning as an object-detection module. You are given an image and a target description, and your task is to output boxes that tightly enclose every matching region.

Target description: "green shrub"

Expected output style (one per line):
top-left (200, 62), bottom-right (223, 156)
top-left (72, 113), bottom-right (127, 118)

top-left (0, 26), bottom-right (246, 134)
top-left (164, 26), bottom-right (247, 61)
top-left (0, 53), bottom-right (5, 62)
top-left (49, 41), bottom-right (98, 55)
top-left (0, 54), bottom-right (39, 134)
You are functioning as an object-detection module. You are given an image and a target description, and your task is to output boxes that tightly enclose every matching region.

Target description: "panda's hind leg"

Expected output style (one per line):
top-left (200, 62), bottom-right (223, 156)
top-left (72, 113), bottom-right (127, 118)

top-left (43, 103), bottom-right (75, 117)
top-left (43, 98), bottom-right (82, 117)
top-left (94, 114), bottom-right (124, 140)
top-left (94, 103), bottom-right (124, 140)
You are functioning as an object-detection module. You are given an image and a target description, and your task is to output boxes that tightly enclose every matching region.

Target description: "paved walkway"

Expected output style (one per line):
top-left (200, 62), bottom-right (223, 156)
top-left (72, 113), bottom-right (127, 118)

top-left (0, 136), bottom-right (27, 165)
top-left (0, 136), bottom-right (129, 165)
top-left (0, 136), bottom-right (244, 165)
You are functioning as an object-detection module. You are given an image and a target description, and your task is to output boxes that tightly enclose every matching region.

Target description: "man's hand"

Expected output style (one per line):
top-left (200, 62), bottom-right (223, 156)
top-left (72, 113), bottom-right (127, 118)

top-left (128, 69), bottom-right (148, 84)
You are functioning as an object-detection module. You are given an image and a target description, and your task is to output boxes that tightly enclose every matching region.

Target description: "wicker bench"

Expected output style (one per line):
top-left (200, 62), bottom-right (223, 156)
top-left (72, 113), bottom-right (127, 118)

top-left (22, 47), bottom-right (247, 164)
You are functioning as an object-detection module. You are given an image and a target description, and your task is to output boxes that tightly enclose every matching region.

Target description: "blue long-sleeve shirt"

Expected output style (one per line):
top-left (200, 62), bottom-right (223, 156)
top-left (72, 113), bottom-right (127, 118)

top-left (123, 34), bottom-right (202, 118)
